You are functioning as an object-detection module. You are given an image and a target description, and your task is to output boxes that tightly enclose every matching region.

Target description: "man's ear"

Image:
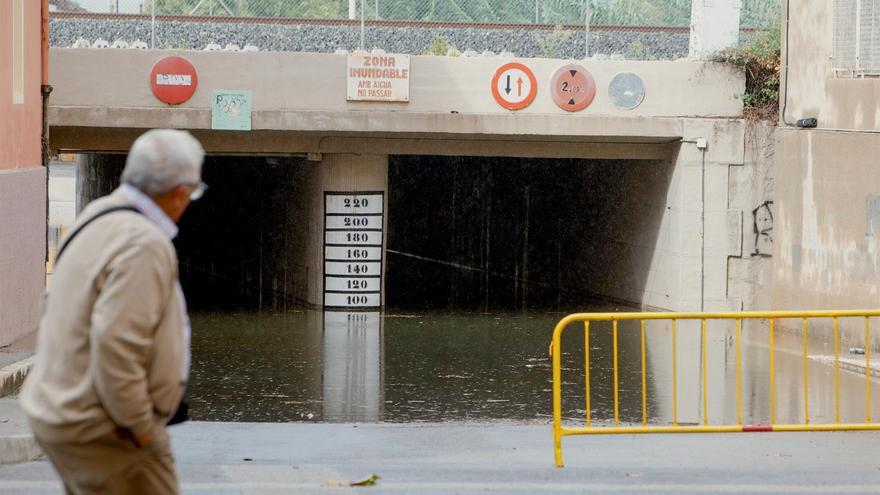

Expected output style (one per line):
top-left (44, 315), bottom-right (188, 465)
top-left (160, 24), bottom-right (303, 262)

top-left (174, 184), bottom-right (190, 201)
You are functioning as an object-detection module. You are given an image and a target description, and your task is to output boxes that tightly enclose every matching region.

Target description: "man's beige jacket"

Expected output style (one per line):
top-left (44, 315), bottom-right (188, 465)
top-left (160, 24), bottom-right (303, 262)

top-left (21, 189), bottom-right (186, 443)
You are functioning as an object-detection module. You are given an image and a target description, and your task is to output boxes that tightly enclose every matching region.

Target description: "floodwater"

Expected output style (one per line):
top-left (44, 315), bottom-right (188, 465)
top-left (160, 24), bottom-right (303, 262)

top-left (188, 309), bottom-right (880, 426)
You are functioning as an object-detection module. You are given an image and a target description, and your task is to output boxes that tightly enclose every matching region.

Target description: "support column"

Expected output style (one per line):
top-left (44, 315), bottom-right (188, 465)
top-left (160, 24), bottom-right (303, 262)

top-left (294, 153), bottom-right (388, 309)
top-left (76, 153), bottom-right (124, 214)
top-left (689, 0), bottom-right (742, 59)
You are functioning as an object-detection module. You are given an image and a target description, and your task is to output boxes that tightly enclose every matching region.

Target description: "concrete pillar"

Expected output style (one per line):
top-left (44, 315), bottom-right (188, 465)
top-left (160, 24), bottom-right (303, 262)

top-left (294, 153), bottom-right (389, 309)
top-left (689, 0), bottom-right (742, 59)
top-left (76, 153), bottom-right (124, 214)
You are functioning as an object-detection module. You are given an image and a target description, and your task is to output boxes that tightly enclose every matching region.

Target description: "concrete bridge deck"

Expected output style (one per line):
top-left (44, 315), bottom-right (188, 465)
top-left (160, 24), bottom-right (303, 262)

top-left (48, 49), bottom-right (743, 158)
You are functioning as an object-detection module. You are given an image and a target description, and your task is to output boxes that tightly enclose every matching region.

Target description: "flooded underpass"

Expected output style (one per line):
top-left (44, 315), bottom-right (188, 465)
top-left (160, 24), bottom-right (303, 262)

top-left (70, 153), bottom-right (880, 427)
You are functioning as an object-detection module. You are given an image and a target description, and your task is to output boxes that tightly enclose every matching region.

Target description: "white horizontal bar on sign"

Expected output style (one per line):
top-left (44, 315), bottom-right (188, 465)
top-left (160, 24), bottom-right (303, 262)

top-left (325, 292), bottom-right (381, 308)
top-left (324, 277), bottom-right (379, 292)
top-left (325, 261), bottom-right (382, 276)
top-left (325, 230), bottom-right (382, 246)
top-left (323, 311), bottom-right (381, 331)
top-left (325, 194), bottom-right (384, 215)
top-left (325, 215), bottom-right (383, 230)
top-left (324, 246), bottom-right (382, 262)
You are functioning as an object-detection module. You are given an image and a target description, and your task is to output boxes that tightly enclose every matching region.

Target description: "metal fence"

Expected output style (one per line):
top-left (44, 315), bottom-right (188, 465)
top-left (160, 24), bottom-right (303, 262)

top-left (49, 0), bottom-right (781, 60)
top-left (550, 310), bottom-right (880, 467)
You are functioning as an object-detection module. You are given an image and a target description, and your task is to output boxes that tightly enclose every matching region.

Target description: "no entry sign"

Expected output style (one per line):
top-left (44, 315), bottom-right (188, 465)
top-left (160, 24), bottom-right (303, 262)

top-left (150, 56), bottom-right (198, 105)
top-left (491, 62), bottom-right (537, 110)
top-left (551, 64), bottom-right (596, 112)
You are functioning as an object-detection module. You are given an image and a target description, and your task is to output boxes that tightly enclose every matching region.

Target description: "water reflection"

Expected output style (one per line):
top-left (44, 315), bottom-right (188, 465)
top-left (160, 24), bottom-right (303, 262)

top-left (322, 311), bottom-right (383, 422)
top-left (189, 311), bottom-right (880, 425)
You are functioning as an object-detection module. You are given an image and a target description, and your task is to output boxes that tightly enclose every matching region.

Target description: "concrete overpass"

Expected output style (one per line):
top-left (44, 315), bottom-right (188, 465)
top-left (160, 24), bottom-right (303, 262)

top-left (48, 48), bottom-right (755, 313)
top-left (49, 49), bottom-right (741, 158)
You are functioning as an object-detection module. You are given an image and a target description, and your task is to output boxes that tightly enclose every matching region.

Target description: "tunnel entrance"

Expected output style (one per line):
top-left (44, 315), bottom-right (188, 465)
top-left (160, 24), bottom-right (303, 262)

top-left (76, 154), bottom-right (307, 312)
top-left (174, 156), bottom-right (305, 311)
top-left (66, 149), bottom-right (680, 424)
top-left (74, 151), bottom-right (674, 313)
top-left (386, 155), bottom-right (673, 312)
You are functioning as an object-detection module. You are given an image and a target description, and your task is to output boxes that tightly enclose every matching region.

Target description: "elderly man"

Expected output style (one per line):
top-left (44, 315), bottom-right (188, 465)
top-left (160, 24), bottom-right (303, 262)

top-left (21, 129), bottom-right (205, 494)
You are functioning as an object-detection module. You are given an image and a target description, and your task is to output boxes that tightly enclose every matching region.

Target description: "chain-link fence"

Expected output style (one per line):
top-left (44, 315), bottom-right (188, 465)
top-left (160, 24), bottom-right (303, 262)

top-left (49, 0), bottom-right (781, 60)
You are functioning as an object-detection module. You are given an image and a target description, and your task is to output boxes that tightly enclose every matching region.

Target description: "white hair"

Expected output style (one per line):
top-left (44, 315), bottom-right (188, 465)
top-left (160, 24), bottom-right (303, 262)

top-left (121, 129), bottom-right (204, 196)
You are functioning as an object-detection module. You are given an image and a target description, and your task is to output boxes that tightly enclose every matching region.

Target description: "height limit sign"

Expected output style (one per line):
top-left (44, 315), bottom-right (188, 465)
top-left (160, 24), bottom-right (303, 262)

top-left (491, 62), bottom-right (537, 110)
top-left (551, 64), bottom-right (596, 112)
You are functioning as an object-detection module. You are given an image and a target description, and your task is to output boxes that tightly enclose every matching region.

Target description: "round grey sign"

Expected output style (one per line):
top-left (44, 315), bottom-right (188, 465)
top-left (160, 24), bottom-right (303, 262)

top-left (609, 72), bottom-right (646, 110)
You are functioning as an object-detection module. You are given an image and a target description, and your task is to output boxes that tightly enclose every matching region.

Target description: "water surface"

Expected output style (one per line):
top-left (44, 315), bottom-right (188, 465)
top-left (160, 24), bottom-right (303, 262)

top-left (189, 310), bottom-right (880, 426)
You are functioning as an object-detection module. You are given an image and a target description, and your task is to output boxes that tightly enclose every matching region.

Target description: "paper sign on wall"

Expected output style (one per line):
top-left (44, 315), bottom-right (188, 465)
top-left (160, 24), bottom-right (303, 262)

top-left (211, 89), bottom-right (252, 130)
top-left (347, 54), bottom-right (410, 102)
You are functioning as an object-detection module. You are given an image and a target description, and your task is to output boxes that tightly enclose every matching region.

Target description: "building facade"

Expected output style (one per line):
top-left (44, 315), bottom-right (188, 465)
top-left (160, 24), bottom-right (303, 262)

top-left (0, 0), bottom-right (47, 346)
top-left (777, 0), bottom-right (880, 347)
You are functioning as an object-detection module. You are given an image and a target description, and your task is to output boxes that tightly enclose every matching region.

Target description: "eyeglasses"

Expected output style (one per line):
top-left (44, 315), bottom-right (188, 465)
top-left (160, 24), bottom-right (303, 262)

top-left (187, 181), bottom-right (209, 201)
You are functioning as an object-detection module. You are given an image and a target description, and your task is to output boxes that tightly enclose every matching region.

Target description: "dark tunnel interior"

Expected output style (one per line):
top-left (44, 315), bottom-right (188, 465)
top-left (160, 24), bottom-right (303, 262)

top-left (385, 155), bottom-right (665, 312)
top-left (77, 153), bottom-right (673, 312)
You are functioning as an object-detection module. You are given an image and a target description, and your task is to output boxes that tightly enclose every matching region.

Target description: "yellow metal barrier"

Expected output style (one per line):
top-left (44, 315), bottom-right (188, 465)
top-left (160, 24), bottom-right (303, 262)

top-left (550, 310), bottom-right (880, 467)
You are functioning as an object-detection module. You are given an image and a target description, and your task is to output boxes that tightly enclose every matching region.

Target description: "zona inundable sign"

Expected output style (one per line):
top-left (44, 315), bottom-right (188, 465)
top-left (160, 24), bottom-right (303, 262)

top-left (150, 56), bottom-right (198, 105)
top-left (347, 53), bottom-right (410, 102)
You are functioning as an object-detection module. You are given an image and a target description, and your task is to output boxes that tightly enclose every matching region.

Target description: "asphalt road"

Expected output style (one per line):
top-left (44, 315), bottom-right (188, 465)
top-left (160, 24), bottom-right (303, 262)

top-left (2, 422), bottom-right (880, 494)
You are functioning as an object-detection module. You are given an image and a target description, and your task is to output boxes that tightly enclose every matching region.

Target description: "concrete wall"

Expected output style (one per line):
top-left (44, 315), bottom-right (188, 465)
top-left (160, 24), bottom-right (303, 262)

top-left (595, 118), bottom-right (749, 312)
top-left (777, 0), bottom-right (880, 346)
top-left (776, 129), bottom-right (880, 347)
top-left (728, 122), bottom-right (775, 311)
top-left (0, 0), bottom-right (46, 346)
top-left (0, 169), bottom-right (46, 346)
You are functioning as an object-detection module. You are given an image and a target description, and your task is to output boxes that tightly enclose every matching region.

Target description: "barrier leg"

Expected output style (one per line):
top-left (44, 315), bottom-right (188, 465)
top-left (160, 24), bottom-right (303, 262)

top-left (554, 428), bottom-right (564, 467)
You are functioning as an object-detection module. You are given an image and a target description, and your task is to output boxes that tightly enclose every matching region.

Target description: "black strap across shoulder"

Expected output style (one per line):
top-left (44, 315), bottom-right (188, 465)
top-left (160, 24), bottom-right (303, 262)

top-left (55, 206), bottom-right (143, 264)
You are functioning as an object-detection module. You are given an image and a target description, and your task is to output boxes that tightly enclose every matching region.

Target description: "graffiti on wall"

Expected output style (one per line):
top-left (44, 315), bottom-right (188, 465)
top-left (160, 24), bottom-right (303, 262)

top-left (752, 201), bottom-right (773, 257)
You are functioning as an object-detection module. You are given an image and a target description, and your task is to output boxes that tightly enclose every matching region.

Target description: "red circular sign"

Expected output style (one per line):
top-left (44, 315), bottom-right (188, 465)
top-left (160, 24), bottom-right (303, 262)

top-left (491, 62), bottom-right (538, 111)
top-left (150, 56), bottom-right (198, 105)
top-left (550, 64), bottom-right (596, 112)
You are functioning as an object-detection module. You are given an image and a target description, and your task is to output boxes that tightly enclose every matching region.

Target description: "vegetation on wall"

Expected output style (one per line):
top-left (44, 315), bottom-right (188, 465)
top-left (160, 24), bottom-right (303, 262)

top-left (421, 36), bottom-right (459, 56)
top-left (536, 25), bottom-right (574, 58)
top-left (712, 24), bottom-right (781, 121)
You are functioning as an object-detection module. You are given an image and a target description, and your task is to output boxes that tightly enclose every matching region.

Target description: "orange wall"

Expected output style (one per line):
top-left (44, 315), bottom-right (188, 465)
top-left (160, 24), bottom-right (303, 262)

top-left (0, 0), bottom-right (42, 169)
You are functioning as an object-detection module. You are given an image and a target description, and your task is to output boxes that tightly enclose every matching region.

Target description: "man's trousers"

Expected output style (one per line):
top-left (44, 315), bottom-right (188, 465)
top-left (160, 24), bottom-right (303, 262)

top-left (33, 425), bottom-right (178, 495)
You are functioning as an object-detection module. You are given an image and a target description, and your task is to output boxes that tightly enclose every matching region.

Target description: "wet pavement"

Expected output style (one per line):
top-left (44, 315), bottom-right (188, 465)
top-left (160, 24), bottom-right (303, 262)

top-left (3, 423), bottom-right (880, 494)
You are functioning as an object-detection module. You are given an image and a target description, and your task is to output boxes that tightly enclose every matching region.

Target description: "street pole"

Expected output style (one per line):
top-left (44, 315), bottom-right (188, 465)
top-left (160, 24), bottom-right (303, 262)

top-left (584, 0), bottom-right (591, 59)
top-left (151, 0), bottom-right (156, 49)
top-left (535, 0), bottom-right (539, 24)
top-left (349, 0), bottom-right (356, 20)
top-left (360, 0), bottom-right (365, 49)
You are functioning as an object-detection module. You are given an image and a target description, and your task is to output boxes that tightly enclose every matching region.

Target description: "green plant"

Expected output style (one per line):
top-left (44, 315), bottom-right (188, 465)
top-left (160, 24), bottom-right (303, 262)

top-left (422, 35), bottom-right (458, 56)
top-left (625, 40), bottom-right (662, 60)
top-left (536, 25), bottom-right (573, 59)
top-left (165, 40), bottom-right (189, 50)
top-left (712, 24), bottom-right (781, 121)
